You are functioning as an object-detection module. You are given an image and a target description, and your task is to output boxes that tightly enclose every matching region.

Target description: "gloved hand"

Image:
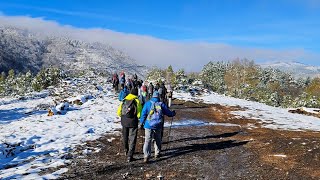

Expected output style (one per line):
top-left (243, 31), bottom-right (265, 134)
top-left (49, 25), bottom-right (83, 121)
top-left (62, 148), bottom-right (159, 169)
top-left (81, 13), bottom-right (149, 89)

top-left (172, 110), bottom-right (176, 116)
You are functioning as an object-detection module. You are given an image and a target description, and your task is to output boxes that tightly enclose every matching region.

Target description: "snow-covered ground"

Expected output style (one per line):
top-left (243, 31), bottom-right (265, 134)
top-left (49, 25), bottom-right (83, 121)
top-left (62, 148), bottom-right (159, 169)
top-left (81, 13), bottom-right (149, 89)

top-left (2, 86), bottom-right (320, 179)
top-left (0, 84), bottom-right (121, 179)
top-left (174, 92), bottom-right (320, 132)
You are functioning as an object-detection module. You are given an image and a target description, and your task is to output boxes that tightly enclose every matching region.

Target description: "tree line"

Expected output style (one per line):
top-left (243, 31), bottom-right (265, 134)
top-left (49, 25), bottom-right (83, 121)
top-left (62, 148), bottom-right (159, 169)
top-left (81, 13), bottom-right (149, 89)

top-left (0, 68), bottom-right (62, 97)
top-left (147, 60), bottom-right (320, 108)
top-left (2, 59), bottom-right (320, 108)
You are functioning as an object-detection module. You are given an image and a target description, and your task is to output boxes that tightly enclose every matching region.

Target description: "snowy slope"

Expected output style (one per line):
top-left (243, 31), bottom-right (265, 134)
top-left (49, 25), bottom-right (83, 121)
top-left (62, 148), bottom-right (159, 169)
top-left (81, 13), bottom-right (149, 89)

top-left (175, 92), bottom-right (320, 132)
top-left (0, 27), bottom-right (148, 77)
top-left (2, 85), bottom-right (320, 179)
top-left (0, 84), bottom-right (121, 179)
top-left (260, 61), bottom-right (320, 78)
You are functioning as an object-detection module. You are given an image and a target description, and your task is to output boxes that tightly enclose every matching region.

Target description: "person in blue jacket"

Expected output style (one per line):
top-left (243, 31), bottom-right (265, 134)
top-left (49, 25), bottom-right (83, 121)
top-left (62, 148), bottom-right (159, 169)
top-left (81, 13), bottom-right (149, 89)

top-left (139, 91), bottom-right (176, 163)
top-left (118, 85), bottom-right (129, 101)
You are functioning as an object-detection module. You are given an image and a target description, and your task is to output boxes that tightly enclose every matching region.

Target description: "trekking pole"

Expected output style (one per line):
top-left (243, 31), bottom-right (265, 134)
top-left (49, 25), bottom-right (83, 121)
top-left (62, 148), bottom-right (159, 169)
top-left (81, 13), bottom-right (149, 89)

top-left (165, 116), bottom-right (174, 151)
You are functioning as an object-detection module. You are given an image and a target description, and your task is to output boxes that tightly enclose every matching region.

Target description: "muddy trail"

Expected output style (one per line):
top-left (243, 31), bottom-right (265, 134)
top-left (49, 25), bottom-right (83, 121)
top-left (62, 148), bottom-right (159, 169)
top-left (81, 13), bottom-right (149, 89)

top-left (59, 99), bottom-right (320, 180)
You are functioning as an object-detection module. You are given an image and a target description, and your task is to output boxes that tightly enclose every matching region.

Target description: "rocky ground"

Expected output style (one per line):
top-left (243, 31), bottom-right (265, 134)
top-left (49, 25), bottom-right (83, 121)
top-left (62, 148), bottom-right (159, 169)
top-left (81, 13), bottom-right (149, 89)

top-left (58, 99), bottom-right (320, 180)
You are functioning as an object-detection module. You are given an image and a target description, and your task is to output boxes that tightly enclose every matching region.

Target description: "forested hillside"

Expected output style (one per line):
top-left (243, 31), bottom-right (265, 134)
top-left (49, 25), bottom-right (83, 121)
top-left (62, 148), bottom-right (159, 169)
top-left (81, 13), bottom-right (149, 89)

top-left (0, 27), bottom-right (147, 76)
top-left (147, 60), bottom-right (320, 108)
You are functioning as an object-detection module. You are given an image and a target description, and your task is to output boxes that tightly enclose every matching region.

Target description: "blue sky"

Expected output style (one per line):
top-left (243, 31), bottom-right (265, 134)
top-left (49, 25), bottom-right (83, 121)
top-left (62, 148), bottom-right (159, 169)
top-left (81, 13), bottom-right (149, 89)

top-left (0, 0), bottom-right (320, 69)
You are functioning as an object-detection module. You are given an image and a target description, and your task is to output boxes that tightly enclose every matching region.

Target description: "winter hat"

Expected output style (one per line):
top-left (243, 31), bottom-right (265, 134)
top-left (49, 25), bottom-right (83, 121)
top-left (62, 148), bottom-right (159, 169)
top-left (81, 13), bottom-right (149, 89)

top-left (152, 91), bottom-right (159, 98)
top-left (130, 87), bottom-right (138, 96)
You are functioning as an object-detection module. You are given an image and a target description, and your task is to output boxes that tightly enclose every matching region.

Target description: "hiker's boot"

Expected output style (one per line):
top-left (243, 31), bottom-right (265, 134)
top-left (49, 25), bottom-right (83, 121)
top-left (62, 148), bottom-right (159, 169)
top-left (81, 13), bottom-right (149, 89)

top-left (155, 154), bottom-right (161, 159)
top-left (144, 157), bottom-right (149, 163)
top-left (127, 156), bottom-right (134, 162)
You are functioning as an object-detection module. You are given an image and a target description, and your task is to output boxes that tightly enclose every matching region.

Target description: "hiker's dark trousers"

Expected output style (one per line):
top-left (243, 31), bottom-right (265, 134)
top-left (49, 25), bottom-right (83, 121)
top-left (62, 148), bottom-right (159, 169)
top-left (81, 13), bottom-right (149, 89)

top-left (122, 126), bottom-right (138, 158)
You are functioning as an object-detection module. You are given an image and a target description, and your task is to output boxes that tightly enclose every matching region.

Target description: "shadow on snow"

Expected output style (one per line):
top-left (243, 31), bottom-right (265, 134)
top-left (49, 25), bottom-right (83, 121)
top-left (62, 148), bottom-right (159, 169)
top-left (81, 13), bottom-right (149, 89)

top-left (0, 108), bottom-right (47, 124)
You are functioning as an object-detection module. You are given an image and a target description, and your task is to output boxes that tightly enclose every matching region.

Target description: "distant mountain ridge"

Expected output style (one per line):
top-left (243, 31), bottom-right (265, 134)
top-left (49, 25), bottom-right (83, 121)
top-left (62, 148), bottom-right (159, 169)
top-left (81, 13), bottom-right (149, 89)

top-left (0, 26), bottom-right (148, 77)
top-left (260, 61), bottom-right (320, 78)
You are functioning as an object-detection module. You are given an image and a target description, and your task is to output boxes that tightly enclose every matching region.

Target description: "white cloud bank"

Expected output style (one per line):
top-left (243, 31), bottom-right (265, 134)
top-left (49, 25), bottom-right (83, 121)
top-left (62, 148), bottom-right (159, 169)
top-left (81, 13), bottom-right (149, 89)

top-left (0, 14), bottom-right (317, 72)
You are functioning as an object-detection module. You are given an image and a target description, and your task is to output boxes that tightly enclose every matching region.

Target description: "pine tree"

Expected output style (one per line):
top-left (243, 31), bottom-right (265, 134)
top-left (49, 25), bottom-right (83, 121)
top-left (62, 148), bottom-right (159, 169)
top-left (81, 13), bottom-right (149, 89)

top-left (4, 69), bottom-right (16, 95)
top-left (165, 65), bottom-right (176, 85)
top-left (200, 61), bottom-right (227, 93)
top-left (146, 67), bottom-right (165, 82)
top-left (0, 72), bottom-right (6, 94)
top-left (32, 68), bottom-right (62, 92)
top-left (175, 69), bottom-right (187, 86)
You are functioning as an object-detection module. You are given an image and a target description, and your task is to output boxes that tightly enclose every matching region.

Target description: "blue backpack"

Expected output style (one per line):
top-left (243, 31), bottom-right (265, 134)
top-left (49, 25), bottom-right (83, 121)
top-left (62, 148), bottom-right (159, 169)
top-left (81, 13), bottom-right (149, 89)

top-left (147, 101), bottom-right (163, 128)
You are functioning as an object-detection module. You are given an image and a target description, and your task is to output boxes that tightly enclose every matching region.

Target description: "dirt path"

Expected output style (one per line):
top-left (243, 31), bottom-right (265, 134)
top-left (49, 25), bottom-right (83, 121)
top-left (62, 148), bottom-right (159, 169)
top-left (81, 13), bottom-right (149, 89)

top-left (59, 99), bottom-right (320, 180)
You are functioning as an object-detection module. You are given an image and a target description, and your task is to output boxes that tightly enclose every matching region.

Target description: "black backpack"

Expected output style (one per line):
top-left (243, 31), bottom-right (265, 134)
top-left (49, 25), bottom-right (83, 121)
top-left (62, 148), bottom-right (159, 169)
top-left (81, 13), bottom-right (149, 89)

top-left (121, 99), bottom-right (137, 118)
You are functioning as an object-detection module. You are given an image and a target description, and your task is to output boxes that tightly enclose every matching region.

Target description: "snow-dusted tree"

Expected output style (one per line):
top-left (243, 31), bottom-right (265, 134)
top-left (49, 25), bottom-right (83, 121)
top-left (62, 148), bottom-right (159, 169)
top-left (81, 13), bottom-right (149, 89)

top-left (32, 68), bottom-right (62, 91)
top-left (3, 69), bottom-right (16, 95)
top-left (146, 67), bottom-right (165, 83)
top-left (224, 59), bottom-right (258, 98)
top-left (175, 69), bottom-right (187, 86)
top-left (0, 72), bottom-right (6, 94)
top-left (14, 71), bottom-right (33, 95)
top-left (187, 72), bottom-right (199, 85)
top-left (305, 77), bottom-right (320, 97)
top-left (165, 65), bottom-right (176, 85)
top-left (200, 61), bottom-right (227, 93)
top-left (0, 72), bottom-right (5, 82)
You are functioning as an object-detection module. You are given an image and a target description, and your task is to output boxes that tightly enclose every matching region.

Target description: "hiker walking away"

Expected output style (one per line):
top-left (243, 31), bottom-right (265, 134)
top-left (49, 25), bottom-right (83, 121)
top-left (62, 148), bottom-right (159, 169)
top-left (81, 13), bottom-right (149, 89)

top-left (140, 91), bottom-right (176, 163)
top-left (133, 73), bottom-right (138, 82)
top-left (120, 74), bottom-right (126, 88)
top-left (139, 85), bottom-right (147, 107)
top-left (138, 80), bottom-right (143, 89)
top-left (158, 82), bottom-right (168, 139)
top-left (133, 78), bottom-right (139, 89)
top-left (117, 87), bottom-right (142, 162)
top-left (118, 85), bottom-right (130, 101)
top-left (120, 71), bottom-right (126, 79)
top-left (112, 73), bottom-right (119, 92)
top-left (147, 82), bottom-right (154, 101)
top-left (127, 78), bottom-right (133, 91)
top-left (155, 82), bottom-right (160, 91)
top-left (166, 84), bottom-right (173, 107)
top-left (158, 82), bottom-right (167, 104)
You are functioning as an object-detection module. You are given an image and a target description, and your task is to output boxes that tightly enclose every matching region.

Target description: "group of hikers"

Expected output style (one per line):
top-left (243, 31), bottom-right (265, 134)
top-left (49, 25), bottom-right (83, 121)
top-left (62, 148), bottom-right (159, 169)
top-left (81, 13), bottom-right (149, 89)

top-left (113, 71), bottom-right (176, 163)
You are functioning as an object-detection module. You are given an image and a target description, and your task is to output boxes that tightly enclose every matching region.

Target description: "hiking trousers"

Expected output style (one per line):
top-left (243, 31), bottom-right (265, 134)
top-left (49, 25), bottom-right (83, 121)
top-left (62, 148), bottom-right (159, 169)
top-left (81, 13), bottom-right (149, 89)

top-left (122, 126), bottom-right (138, 158)
top-left (143, 128), bottom-right (162, 158)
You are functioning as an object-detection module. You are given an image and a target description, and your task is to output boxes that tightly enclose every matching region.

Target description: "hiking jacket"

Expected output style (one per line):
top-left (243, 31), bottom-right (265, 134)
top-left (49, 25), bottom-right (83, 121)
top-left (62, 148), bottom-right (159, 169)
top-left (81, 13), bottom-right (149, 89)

top-left (148, 84), bottom-right (154, 94)
top-left (117, 94), bottom-right (142, 127)
top-left (118, 87), bottom-right (129, 101)
top-left (159, 84), bottom-right (167, 98)
top-left (138, 91), bottom-right (147, 107)
top-left (140, 97), bottom-right (175, 130)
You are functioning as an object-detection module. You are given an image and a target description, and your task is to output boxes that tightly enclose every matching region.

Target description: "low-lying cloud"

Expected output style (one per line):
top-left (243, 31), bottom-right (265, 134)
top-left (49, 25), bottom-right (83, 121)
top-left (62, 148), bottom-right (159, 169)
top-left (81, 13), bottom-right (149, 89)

top-left (0, 14), bottom-right (317, 72)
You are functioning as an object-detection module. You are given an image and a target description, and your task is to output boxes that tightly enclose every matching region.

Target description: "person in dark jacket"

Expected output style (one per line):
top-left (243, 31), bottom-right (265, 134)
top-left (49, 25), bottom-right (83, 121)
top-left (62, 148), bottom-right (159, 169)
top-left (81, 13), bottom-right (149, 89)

top-left (112, 73), bottom-right (119, 92)
top-left (158, 82), bottom-right (167, 103)
top-left (147, 82), bottom-right (154, 101)
top-left (138, 85), bottom-right (147, 107)
top-left (140, 91), bottom-right (176, 163)
top-left (117, 88), bottom-right (142, 162)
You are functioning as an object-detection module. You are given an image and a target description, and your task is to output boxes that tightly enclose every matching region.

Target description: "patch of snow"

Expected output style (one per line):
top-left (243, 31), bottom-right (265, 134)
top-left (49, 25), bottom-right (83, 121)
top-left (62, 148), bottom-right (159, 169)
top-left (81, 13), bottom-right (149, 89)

top-left (107, 137), bottom-right (116, 143)
top-left (272, 154), bottom-right (287, 158)
top-left (164, 119), bottom-right (240, 128)
top-left (0, 83), bottom-right (121, 179)
top-left (174, 92), bottom-right (320, 132)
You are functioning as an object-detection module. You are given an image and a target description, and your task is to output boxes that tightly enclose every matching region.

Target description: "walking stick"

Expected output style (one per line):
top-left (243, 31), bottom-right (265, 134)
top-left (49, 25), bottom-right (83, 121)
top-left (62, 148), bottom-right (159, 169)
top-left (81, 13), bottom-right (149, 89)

top-left (165, 116), bottom-right (174, 151)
